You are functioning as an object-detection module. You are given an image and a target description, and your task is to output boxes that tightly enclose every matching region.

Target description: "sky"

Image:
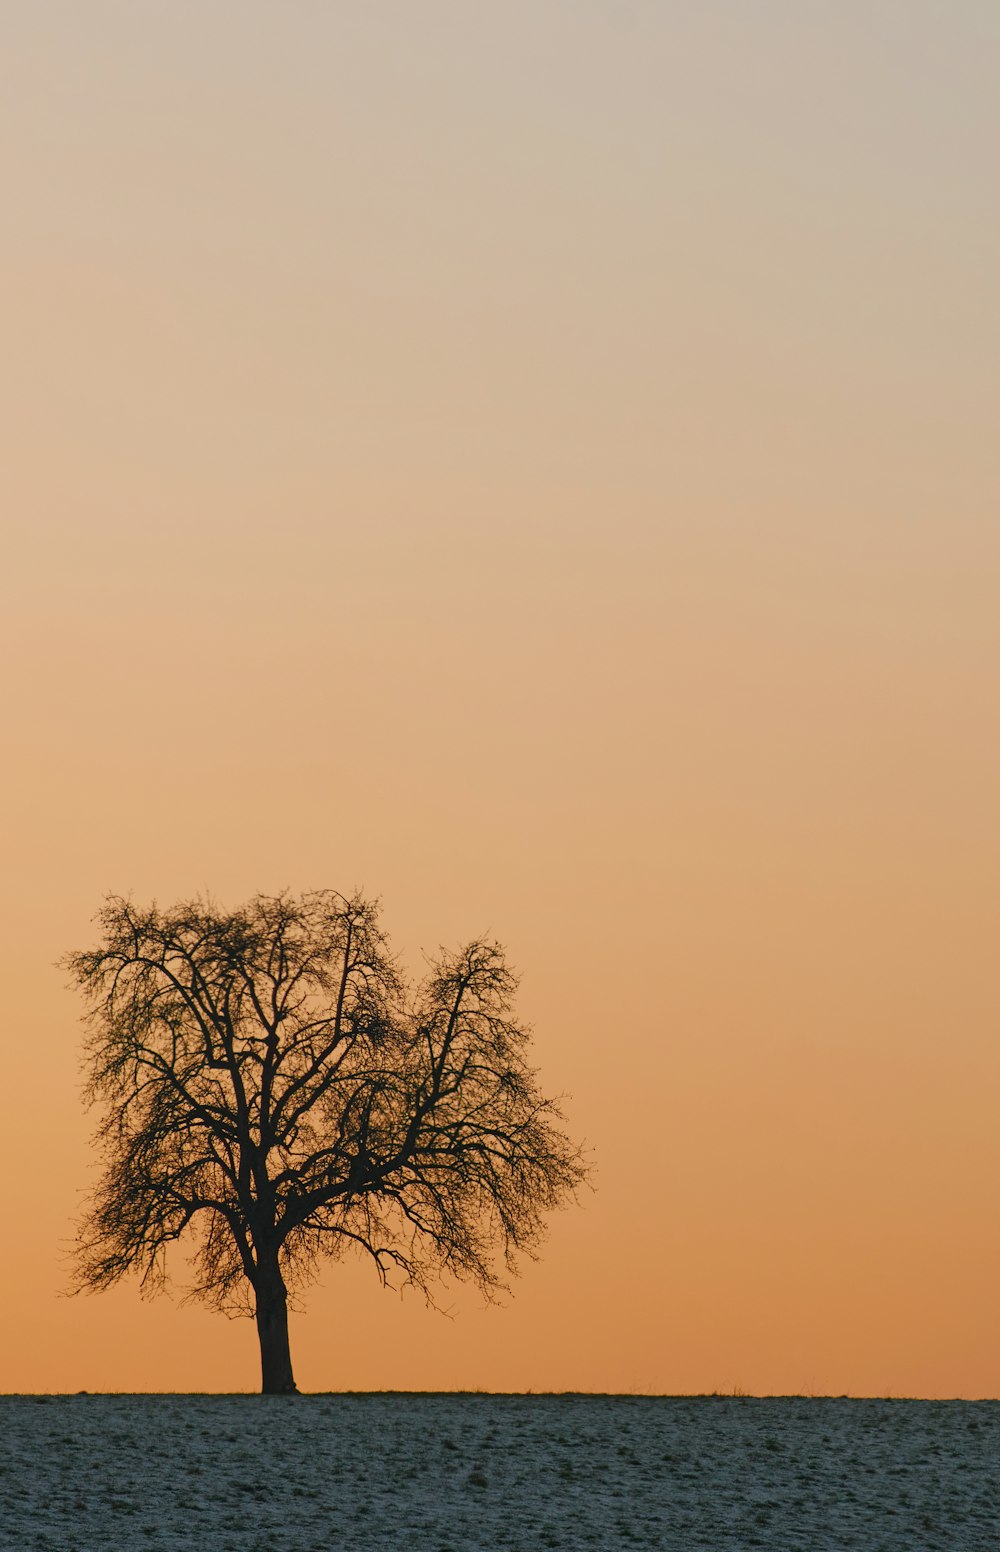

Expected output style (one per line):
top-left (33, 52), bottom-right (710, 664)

top-left (2, 0), bottom-right (999, 1396)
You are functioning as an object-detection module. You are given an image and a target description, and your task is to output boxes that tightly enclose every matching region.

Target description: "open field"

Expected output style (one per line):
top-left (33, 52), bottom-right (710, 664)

top-left (0, 1393), bottom-right (996, 1550)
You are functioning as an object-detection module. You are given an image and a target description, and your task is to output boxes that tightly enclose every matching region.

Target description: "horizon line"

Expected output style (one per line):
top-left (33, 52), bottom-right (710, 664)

top-left (4, 1388), bottom-right (998, 1403)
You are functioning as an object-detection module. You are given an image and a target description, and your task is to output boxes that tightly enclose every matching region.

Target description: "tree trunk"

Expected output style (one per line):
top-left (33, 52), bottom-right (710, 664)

top-left (254, 1258), bottom-right (298, 1395)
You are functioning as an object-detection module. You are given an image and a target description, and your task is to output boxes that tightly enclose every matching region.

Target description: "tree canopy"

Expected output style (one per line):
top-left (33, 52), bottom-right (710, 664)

top-left (68, 890), bottom-right (586, 1392)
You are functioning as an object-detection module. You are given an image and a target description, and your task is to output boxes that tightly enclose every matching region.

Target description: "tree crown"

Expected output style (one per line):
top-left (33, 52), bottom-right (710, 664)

top-left (68, 890), bottom-right (586, 1316)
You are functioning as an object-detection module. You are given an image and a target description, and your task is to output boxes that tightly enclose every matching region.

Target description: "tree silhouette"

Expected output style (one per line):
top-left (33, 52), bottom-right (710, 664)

top-left (67, 890), bottom-right (586, 1393)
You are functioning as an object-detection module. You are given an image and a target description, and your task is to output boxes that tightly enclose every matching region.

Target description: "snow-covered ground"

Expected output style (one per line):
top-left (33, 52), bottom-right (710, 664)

top-left (0, 1393), bottom-right (996, 1550)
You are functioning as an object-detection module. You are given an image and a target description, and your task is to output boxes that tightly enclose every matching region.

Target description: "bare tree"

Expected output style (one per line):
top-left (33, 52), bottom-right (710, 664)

top-left (66, 890), bottom-right (586, 1393)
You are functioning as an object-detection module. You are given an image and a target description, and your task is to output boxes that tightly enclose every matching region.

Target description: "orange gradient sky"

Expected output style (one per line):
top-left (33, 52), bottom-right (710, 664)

top-left (3, 1), bottom-right (999, 1395)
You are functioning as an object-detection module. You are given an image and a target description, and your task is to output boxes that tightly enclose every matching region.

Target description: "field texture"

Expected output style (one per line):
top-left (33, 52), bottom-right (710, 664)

top-left (0, 1393), bottom-right (996, 1550)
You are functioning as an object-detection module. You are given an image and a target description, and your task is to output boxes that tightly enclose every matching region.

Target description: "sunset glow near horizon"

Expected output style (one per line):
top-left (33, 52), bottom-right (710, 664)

top-left (3, 1), bottom-right (999, 1396)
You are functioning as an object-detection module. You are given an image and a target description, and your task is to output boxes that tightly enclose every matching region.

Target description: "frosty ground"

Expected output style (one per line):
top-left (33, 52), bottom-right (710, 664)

top-left (0, 1393), bottom-right (996, 1550)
